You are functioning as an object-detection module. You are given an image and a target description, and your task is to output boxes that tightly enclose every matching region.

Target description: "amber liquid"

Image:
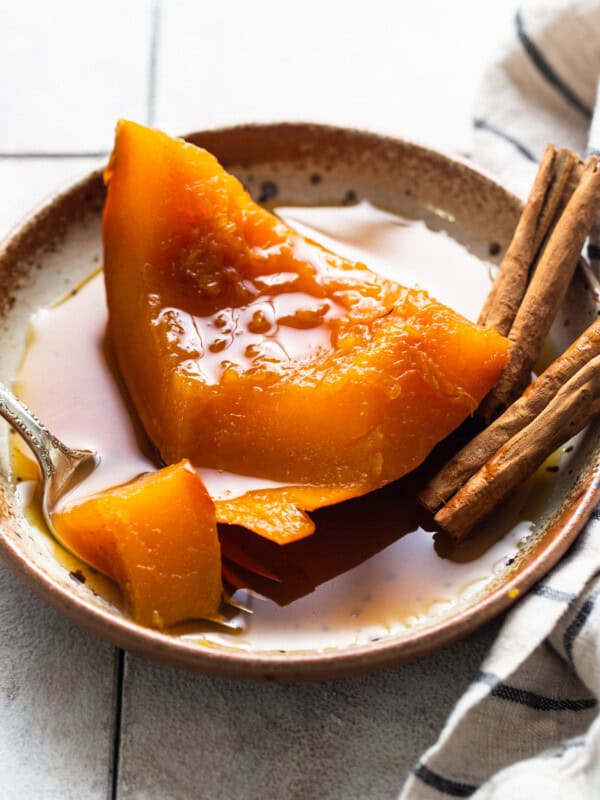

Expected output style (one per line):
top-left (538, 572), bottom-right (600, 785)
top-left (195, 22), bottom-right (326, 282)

top-left (12, 203), bottom-right (536, 652)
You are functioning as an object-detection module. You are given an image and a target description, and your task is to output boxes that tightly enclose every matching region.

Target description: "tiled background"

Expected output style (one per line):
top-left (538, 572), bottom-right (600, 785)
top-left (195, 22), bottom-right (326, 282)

top-left (0, 1), bottom-right (517, 798)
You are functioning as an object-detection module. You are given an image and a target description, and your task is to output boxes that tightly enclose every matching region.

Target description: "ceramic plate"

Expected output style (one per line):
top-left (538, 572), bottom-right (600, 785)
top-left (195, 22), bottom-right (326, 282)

top-left (0, 123), bottom-right (598, 680)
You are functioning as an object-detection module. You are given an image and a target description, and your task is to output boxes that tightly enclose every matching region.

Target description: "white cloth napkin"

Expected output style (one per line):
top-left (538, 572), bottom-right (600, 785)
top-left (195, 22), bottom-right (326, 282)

top-left (400, 2), bottom-right (600, 797)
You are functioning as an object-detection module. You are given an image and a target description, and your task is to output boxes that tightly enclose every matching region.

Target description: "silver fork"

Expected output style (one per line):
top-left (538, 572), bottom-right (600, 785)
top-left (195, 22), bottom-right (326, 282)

top-left (0, 382), bottom-right (98, 538)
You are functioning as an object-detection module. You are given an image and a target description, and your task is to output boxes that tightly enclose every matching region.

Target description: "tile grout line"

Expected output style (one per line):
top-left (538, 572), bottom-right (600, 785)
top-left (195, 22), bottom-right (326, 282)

top-left (146, 0), bottom-right (162, 127)
top-left (109, 648), bottom-right (126, 800)
top-left (0, 152), bottom-right (109, 159)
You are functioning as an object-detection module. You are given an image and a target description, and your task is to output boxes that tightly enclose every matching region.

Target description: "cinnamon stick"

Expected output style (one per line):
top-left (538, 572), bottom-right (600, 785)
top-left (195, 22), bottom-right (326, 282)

top-left (478, 145), bottom-right (579, 336)
top-left (480, 155), bottom-right (600, 420)
top-left (419, 317), bottom-right (600, 513)
top-left (434, 355), bottom-right (600, 540)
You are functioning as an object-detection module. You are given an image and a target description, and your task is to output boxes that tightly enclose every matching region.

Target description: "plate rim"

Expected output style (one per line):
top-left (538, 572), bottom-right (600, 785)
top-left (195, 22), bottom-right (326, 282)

top-left (1, 121), bottom-right (598, 681)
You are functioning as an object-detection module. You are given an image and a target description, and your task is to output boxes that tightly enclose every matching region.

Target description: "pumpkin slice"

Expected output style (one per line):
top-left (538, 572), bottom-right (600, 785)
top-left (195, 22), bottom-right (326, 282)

top-left (53, 460), bottom-right (222, 628)
top-left (103, 120), bottom-right (509, 542)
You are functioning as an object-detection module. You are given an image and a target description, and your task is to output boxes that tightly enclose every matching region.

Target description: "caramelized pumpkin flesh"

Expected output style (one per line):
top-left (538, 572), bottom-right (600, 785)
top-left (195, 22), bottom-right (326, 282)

top-left (103, 120), bottom-right (509, 542)
top-left (53, 460), bottom-right (222, 628)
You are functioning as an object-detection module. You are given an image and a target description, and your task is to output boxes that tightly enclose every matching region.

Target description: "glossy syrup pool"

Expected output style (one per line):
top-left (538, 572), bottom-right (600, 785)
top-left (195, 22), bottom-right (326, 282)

top-left (11, 202), bottom-right (562, 653)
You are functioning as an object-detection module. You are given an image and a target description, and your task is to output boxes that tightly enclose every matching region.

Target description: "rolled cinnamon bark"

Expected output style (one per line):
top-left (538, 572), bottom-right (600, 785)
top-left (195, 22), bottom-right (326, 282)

top-left (478, 145), bottom-right (579, 336)
top-left (434, 355), bottom-right (600, 540)
top-left (480, 155), bottom-right (600, 420)
top-left (419, 317), bottom-right (600, 513)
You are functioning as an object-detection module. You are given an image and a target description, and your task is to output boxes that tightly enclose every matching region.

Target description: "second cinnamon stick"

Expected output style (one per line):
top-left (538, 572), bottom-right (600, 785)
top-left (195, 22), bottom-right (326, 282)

top-left (419, 317), bottom-right (600, 513)
top-left (434, 355), bottom-right (600, 540)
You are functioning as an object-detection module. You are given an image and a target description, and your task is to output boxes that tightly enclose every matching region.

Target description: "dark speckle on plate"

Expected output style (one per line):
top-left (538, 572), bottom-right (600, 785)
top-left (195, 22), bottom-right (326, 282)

top-left (258, 181), bottom-right (278, 203)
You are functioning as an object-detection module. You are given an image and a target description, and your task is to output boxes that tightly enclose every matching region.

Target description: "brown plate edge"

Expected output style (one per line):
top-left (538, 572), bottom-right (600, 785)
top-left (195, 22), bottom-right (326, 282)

top-left (0, 463), bottom-right (597, 682)
top-left (0, 121), bottom-right (597, 681)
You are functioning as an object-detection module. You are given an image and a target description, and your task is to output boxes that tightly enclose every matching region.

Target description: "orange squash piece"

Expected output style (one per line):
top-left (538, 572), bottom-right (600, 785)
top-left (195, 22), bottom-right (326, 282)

top-left (53, 460), bottom-right (222, 628)
top-left (103, 120), bottom-right (509, 542)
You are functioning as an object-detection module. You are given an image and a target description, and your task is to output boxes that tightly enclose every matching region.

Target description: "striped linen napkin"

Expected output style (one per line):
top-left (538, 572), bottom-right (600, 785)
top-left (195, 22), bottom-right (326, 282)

top-left (400, 2), bottom-right (600, 798)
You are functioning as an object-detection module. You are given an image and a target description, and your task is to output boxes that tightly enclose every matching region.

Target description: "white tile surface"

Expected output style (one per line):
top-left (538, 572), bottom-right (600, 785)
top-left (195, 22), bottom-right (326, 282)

top-left (0, 0), bottom-right (153, 152)
top-left (0, 562), bottom-right (115, 799)
top-left (117, 623), bottom-right (501, 800)
top-left (155, 0), bottom-right (516, 153)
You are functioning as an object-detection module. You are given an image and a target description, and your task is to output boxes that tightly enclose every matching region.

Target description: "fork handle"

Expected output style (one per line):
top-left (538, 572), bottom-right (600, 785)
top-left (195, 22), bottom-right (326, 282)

top-left (0, 381), bottom-right (74, 482)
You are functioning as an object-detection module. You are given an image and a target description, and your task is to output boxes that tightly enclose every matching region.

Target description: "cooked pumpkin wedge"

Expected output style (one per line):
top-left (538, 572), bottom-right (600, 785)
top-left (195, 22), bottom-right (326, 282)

top-left (53, 460), bottom-right (222, 628)
top-left (103, 120), bottom-right (509, 542)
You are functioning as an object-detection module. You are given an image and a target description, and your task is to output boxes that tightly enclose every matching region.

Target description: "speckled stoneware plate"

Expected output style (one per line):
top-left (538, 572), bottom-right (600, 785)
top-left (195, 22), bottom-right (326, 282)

top-left (0, 123), bottom-right (599, 680)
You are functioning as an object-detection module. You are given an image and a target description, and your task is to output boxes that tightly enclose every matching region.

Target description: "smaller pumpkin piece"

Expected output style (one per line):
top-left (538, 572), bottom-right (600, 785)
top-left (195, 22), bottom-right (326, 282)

top-left (214, 484), bottom-right (364, 544)
top-left (54, 460), bottom-right (222, 628)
